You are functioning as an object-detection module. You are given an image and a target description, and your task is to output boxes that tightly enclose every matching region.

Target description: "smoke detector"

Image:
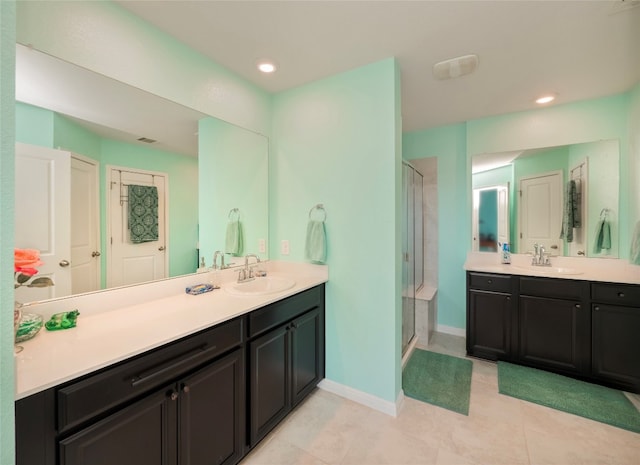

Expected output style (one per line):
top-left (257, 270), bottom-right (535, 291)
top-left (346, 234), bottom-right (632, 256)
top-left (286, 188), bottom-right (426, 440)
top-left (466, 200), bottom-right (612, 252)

top-left (433, 54), bottom-right (479, 80)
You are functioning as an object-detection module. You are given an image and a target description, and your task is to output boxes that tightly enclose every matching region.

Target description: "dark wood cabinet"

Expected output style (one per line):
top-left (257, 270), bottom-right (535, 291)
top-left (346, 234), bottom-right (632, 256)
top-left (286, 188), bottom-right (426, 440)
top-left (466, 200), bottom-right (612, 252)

top-left (16, 284), bottom-right (326, 465)
top-left (467, 272), bottom-right (639, 393)
top-left (519, 296), bottom-right (589, 375)
top-left (467, 273), bottom-right (515, 360)
top-left (592, 282), bottom-right (640, 392)
top-left (60, 386), bottom-right (178, 465)
top-left (248, 286), bottom-right (325, 447)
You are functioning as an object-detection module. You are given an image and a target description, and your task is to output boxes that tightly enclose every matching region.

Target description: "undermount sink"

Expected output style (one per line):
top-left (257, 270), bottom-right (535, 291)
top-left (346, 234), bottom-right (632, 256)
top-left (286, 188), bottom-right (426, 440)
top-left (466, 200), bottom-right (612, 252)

top-left (512, 265), bottom-right (584, 276)
top-left (225, 276), bottom-right (296, 296)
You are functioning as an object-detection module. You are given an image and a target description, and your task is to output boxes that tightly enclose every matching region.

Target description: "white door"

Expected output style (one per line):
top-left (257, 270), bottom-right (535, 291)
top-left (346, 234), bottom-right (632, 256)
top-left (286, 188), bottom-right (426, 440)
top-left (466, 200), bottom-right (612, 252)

top-left (107, 166), bottom-right (167, 288)
top-left (71, 155), bottom-right (100, 294)
top-left (519, 171), bottom-right (563, 255)
top-left (15, 142), bottom-right (72, 301)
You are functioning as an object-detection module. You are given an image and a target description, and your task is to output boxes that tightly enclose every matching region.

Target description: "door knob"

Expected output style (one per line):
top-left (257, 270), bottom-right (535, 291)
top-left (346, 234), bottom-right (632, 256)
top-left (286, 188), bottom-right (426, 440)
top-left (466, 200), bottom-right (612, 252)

top-left (550, 245), bottom-right (558, 249)
top-left (577, 251), bottom-right (585, 256)
top-left (91, 251), bottom-right (101, 257)
top-left (158, 246), bottom-right (166, 251)
top-left (59, 260), bottom-right (70, 267)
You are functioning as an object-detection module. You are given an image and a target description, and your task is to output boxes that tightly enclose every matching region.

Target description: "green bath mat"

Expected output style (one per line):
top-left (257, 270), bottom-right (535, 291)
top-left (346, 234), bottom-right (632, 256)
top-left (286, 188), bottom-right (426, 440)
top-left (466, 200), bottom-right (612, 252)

top-left (498, 362), bottom-right (640, 433)
top-left (402, 349), bottom-right (473, 415)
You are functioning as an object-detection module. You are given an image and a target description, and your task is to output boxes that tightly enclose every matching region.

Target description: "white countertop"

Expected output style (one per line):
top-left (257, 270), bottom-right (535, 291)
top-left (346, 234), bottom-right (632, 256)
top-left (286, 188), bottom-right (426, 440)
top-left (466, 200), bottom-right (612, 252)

top-left (464, 252), bottom-right (640, 284)
top-left (14, 261), bottom-right (328, 400)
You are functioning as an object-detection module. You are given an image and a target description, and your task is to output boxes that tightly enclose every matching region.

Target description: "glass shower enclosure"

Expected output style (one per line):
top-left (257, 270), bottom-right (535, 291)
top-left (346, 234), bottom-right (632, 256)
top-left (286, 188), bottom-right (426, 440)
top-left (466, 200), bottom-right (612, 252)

top-left (402, 161), bottom-right (424, 355)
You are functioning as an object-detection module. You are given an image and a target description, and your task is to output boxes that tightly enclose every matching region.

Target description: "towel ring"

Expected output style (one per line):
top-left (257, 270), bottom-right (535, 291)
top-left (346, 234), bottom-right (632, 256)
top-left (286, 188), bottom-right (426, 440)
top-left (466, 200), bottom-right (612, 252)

top-left (309, 204), bottom-right (327, 222)
top-left (228, 208), bottom-right (240, 220)
top-left (600, 208), bottom-right (609, 220)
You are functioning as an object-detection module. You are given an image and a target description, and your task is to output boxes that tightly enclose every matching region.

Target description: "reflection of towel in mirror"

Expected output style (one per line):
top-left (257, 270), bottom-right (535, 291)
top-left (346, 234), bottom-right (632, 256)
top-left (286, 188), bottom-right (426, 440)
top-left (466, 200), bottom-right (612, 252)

top-left (128, 185), bottom-right (159, 243)
top-left (630, 221), bottom-right (640, 265)
top-left (593, 219), bottom-right (611, 254)
top-left (560, 180), bottom-right (580, 242)
top-left (305, 220), bottom-right (326, 263)
top-left (225, 220), bottom-right (243, 256)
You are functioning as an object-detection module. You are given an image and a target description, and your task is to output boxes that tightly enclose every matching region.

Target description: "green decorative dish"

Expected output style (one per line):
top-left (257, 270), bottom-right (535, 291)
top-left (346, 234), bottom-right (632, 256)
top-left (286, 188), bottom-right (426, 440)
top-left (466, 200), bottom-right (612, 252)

top-left (16, 312), bottom-right (44, 343)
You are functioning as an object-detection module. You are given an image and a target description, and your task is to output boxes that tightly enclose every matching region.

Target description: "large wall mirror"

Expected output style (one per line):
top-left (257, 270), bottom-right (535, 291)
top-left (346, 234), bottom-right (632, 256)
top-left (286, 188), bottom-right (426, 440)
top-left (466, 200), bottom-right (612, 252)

top-left (15, 44), bottom-right (269, 304)
top-left (472, 139), bottom-right (620, 258)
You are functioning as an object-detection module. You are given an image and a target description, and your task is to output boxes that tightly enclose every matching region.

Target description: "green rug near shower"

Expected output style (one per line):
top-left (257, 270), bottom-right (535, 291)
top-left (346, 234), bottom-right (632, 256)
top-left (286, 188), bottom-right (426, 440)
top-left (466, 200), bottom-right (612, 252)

top-left (402, 349), bottom-right (473, 415)
top-left (498, 362), bottom-right (640, 433)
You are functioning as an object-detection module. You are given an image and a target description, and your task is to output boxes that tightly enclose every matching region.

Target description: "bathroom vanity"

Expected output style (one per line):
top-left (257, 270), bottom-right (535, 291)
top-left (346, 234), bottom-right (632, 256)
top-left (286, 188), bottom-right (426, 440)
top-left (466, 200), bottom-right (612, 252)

top-left (14, 264), bottom-right (327, 465)
top-left (465, 254), bottom-right (640, 394)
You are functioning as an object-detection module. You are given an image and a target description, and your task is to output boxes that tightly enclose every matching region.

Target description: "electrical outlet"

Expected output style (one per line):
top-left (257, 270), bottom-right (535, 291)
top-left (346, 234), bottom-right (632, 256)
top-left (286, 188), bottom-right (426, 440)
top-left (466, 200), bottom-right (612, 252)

top-left (258, 238), bottom-right (266, 253)
top-left (281, 240), bottom-right (290, 255)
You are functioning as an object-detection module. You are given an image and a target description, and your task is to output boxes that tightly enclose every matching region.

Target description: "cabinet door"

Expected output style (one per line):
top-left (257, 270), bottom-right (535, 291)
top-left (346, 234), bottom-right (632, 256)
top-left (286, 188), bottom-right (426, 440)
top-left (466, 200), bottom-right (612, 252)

top-left (179, 349), bottom-right (244, 465)
top-left (249, 324), bottom-right (289, 447)
top-left (59, 387), bottom-right (178, 465)
top-left (519, 296), bottom-right (589, 375)
top-left (291, 308), bottom-right (323, 407)
top-left (468, 290), bottom-right (512, 360)
top-left (593, 304), bottom-right (640, 392)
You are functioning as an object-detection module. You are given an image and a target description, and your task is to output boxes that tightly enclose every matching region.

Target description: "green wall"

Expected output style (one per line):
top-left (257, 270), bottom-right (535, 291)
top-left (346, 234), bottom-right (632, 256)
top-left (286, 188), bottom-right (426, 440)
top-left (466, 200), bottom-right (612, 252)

top-left (198, 117), bottom-right (269, 266)
top-left (15, 102), bottom-right (199, 285)
top-left (0, 2), bottom-right (15, 462)
top-left (270, 58), bottom-right (402, 403)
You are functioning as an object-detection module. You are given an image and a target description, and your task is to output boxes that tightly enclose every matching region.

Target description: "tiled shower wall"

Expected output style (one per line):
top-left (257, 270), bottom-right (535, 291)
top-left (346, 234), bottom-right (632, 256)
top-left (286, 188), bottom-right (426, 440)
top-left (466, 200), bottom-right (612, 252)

top-left (411, 157), bottom-right (438, 289)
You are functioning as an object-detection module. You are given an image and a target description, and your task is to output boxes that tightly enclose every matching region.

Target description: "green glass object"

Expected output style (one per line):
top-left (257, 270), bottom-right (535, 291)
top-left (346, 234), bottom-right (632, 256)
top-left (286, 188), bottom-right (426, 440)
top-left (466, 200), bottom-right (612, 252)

top-left (45, 310), bottom-right (80, 331)
top-left (16, 312), bottom-right (44, 342)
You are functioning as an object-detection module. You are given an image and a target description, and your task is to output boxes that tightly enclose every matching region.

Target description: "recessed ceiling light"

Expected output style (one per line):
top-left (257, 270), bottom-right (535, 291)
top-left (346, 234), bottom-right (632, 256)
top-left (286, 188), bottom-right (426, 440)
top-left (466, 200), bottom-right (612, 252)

top-left (536, 94), bottom-right (557, 104)
top-left (257, 60), bottom-right (277, 73)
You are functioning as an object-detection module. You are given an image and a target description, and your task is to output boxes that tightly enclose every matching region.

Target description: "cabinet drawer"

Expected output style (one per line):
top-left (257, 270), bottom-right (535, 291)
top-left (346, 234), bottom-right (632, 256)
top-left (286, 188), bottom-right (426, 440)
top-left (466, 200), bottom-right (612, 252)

top-left (519, 276), bottom-right (588, 301)
top-left (249, 285), bottom-right (324, 338)
top-left (592, 282), bottom-right (640, 306)
top-left (57, 317), bottom-right (243, 433)
top-left (468, 272), bottom-right (512, 293)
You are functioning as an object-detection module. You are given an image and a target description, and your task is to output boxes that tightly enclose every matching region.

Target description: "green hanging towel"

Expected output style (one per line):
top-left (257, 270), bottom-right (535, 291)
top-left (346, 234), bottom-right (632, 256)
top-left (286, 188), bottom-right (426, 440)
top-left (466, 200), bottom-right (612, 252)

top-left (593, 219), bottom-right (611, 254)
top-left (305, 220), bottom-right (327, 264)
top-left (128, 185), bottom-right (159, 243)
top-left (225, 220), bottom-right (244, 256)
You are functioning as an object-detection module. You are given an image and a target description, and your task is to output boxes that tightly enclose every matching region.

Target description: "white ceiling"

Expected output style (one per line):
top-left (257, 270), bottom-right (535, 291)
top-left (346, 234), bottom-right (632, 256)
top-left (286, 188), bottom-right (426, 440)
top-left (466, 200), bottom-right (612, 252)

top-left (116, 0), bottom-right (640, 132)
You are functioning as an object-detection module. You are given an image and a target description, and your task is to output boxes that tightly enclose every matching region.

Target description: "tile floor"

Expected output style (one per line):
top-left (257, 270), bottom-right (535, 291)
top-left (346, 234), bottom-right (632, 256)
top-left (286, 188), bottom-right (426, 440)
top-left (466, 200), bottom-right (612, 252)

top-left (241, 332), bottom-right (640, 465)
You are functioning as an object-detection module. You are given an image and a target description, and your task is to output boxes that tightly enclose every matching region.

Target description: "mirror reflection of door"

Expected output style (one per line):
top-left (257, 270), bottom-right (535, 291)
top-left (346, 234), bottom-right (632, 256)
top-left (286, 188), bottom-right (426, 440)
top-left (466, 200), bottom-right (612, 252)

top-left (519, 171), bottom-right (562, 254)
top-left (107, 166), bottom-right (167, 288)
top-left (472, 184), bottom-right (509, 253)
top-left (15, 142), bottom-right (72, 300)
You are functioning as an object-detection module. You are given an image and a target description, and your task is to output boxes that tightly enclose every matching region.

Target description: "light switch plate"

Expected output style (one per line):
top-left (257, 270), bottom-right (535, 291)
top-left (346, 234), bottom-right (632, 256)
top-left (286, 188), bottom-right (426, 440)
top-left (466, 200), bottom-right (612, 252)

top-left (281, 240), bottom-right (290, 255)
top-left (258, 238), bottom-right (266, 253)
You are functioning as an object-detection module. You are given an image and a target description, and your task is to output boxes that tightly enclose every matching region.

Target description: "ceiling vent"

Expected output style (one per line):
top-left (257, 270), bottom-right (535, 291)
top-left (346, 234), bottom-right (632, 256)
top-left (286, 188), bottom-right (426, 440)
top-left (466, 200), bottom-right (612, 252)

top-left (433, 54), bottom-right (478, 80)
top-left (137, 137), bottom-right (157, 144)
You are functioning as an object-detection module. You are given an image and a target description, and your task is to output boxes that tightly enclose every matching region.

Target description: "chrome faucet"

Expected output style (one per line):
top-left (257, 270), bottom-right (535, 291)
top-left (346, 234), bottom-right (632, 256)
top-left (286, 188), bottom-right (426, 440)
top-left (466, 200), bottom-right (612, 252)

top-left (237, 254), bottom-right (261, 283)
top-left (212, 250), bottom-right (225, 270)
top-left (531, 243), bottom-right (551, 266)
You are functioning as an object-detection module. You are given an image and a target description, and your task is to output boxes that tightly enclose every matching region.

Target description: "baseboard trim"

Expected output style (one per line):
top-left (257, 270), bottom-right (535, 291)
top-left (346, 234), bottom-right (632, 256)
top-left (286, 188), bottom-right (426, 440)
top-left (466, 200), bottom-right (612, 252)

top-left (436, 324), bottom-right (466, 337)
top-left (318, 378), bottom-right (403, 417)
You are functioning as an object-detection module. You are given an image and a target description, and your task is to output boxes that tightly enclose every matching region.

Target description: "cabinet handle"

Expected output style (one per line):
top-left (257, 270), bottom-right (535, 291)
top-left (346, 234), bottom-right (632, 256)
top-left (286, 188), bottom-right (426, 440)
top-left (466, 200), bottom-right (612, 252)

top-left (182, 384), bottom-right (190, 394)
top-left (131, 343), bottom-right (215, 387)
top-left (290, 322), bottom-right (298, 329)
top-left (487, 279), bottom-right (493, 284)
top-left (506, 296), bottom-right (511, 301)
top-left (618, 292), bottom-right (625, 298)
top-left (594, 306), bottom-right (600, 311)
top-left (170, 391), bottom-right (179, 401)
top-left (575, 304), bottom-right (581, 309)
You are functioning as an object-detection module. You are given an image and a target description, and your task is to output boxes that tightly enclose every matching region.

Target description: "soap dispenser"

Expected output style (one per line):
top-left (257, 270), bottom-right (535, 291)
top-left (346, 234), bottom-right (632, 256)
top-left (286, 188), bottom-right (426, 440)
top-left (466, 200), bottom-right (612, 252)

top-left (501, 242), bottom-right (511, 264)
top-left (197, 257), bottom-right (208, 273)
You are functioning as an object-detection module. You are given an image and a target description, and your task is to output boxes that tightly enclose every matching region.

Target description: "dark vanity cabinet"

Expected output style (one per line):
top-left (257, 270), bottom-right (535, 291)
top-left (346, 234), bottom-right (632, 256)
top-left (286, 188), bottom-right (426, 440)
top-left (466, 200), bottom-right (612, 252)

top-left (591, 283), bottom-right (640, 392)
top-left (16, 284), bottom-right (326, 465)
top-left (467, 272), bottom-right (639, 393)
top-left (518, 277), bottom-right (590, 375)
top-left (248, 285), bottom-right (325, 446)
top-left (466, 272), bottom-right (516, 361)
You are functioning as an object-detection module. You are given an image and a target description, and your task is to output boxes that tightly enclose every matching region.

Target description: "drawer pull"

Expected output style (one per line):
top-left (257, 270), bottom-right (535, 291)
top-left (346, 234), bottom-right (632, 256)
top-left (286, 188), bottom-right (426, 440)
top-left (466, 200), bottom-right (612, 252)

top-left (131, 344), bottom-right (216, 387)
top-left (487, 279), bottom-right (493, 284)
top-left (170, 391), bottom-right (179, 401)
top-left (595, 306), bottom-right (600, 311)
top-left (575, 304), bottom-right (581, 309)
top-left (182, 384), bottom-right (190, 394)
top-left (618, 292), bottom-right (625, 298)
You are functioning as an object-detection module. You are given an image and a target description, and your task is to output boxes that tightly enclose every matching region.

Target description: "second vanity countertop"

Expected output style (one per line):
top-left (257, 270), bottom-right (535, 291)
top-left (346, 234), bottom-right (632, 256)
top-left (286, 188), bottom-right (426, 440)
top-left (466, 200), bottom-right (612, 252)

top-left (465, 252), bottom-right (640, 285)
top-left (15, 261), bottom-right (328, 401)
